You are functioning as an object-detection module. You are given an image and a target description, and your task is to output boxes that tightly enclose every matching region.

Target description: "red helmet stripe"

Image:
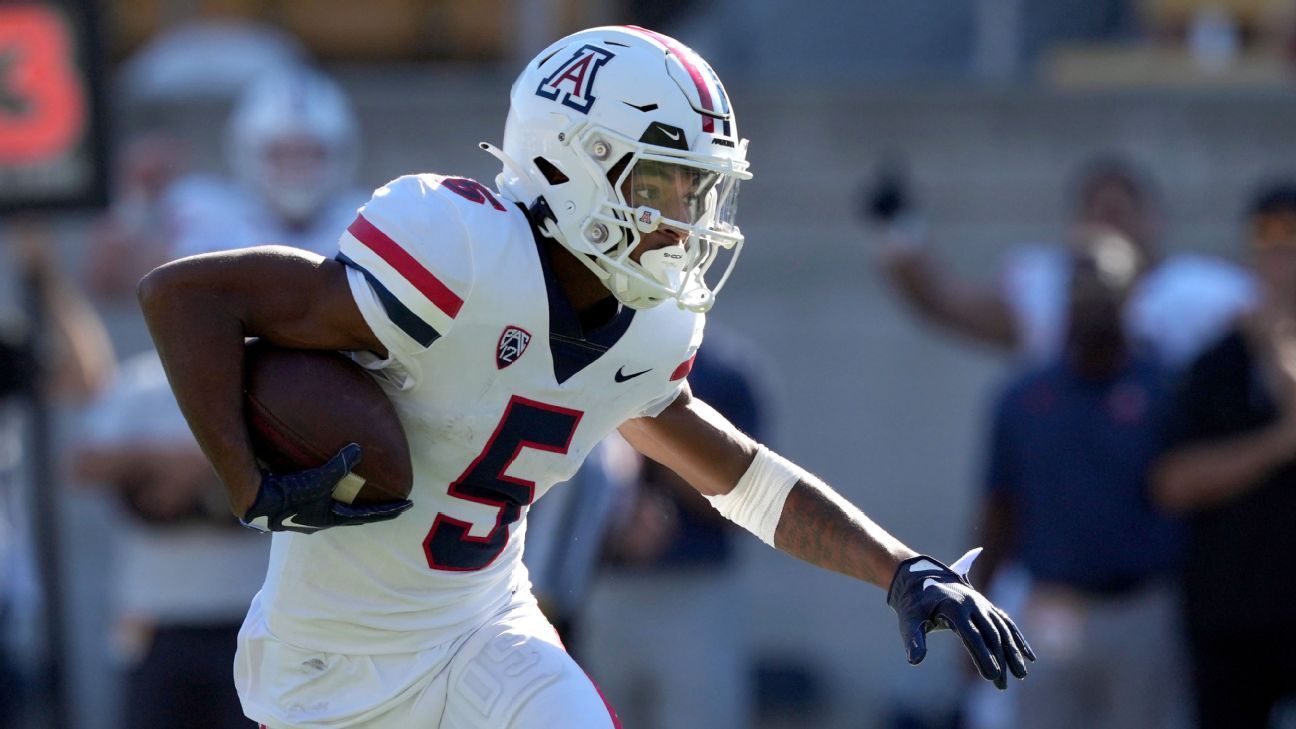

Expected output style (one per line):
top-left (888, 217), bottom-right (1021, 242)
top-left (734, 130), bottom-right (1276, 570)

top-left (622, 25), bottom-right (717, 132)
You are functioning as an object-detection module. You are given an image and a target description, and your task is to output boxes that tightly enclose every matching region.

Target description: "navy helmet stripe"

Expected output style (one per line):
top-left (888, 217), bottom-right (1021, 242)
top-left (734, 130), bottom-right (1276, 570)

top-left (336, 253), bottom-right (441, 347)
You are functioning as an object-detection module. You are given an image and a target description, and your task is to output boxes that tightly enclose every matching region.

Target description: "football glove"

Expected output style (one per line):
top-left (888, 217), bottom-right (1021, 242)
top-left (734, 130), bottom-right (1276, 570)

top-left (887, 548), bottom-right (1035, 690)
top-left (241, 443), bottom-right (413, 534)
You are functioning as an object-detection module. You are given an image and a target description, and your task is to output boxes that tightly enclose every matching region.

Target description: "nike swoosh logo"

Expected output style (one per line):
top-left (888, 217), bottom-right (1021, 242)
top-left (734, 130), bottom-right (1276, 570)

top-left (659, 128), bottom-right (681, 141)
top-left (922, 577), bottom-right (943, 592)
top-left (281, 514), bottom-right (315, 530)
top-left (615, 366), bottom-right (652, 383)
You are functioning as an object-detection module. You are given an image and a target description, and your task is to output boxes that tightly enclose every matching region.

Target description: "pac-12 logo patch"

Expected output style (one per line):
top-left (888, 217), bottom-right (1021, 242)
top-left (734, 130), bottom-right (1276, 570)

top-left (535, 44), bottom-right (615, 114)
top-left (496, 326), bottom-right (532, 369)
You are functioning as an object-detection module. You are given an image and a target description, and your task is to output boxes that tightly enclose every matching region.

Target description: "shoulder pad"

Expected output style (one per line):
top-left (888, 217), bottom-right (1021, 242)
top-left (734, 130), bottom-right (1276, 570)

top-left (337, 175), bottom-right (477, 348)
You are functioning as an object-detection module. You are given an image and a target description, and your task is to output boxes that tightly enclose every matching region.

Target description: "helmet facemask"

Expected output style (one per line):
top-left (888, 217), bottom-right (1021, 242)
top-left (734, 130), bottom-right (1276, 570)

top-left (546, 123), bottom-right (750, 312)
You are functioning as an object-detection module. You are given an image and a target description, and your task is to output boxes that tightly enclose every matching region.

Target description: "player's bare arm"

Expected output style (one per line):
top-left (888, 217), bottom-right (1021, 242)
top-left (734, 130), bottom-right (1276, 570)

top-left (621, 385), bottom-right (913, 585)
top-left (861, 170), bottom-right (1018, 349)
top-left (882, 252), bottom-right (1019, 349)
top-left (620, 385), bottom-right (1034, 688)
top-left (137, 245), bottom-right (388, 520)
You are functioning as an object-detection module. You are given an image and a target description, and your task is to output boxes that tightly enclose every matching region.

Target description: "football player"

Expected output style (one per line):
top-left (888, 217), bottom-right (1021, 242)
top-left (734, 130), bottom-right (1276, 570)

top-left (174, 65), bottom-right (366, 259)
top-left (89, 67), bottom-right (366, 301)
top-left (140, 26), bottom-right (1033, 729)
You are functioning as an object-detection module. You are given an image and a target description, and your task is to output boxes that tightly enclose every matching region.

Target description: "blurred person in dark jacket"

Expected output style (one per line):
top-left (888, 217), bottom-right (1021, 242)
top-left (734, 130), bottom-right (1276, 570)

top-left (1151, 182), bottom-right (1296, 729)
top-left (973, 227), bottom-right (1186, 729)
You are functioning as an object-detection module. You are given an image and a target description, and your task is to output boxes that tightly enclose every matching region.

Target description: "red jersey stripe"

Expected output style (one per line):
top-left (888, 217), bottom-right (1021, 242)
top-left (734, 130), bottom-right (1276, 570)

top-left (348, 214), bottom-right (464, 319)
top-left (584, 672), bottom-right (625, 729)
top-left (669, 353), bottom-right (696, 381)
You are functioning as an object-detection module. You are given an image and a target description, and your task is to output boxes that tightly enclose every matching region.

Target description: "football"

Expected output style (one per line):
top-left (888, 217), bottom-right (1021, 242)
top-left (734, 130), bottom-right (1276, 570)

top-left (243, 340), bottom-right (413, 506)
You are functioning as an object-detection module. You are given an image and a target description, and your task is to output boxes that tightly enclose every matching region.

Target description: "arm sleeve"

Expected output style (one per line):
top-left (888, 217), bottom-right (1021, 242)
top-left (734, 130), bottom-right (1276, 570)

top-left (335, 176), bottom-right (476, 374)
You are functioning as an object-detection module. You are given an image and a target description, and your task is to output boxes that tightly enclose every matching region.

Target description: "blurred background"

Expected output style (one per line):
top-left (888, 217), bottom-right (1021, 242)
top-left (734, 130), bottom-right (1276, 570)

top-left (4, 0), bottom-right (1296, 728)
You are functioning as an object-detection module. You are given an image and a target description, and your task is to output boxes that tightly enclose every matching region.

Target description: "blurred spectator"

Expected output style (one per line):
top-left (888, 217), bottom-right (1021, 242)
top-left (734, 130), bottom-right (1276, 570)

top-left (1, 228), bottom-right (116, 727)
top-left (1151, 182), bottom-right (1296, 729)
top-left (88, 66), bottom-right (366, 302)
top-left (86, 133), bottom-right (190, 301)
top-left (579, 326), bottom-right (770, 729)
top-left (863, 157), bottom-right (1255, 370)
top-left (73, 350), bottom-right (264, 729)
top-left (973, 229), bottom-right (1186, 729)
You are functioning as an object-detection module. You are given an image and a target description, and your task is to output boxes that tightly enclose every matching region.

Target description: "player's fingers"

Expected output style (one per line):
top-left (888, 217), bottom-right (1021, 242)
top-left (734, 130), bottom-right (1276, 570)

top-left (989, 609), bottom-right (1029, 679)
top-left (330, 443), bottom-right (363, 476)
top-left (901, 617), bottom-right (929, 665)
top-left (998, 607), bottom-right (1037, 663)
top-left (971, 610), bottom-right (1009, 690)
top-left (305, 443), bottom-right (364, 496)
top-left (333, 498), bottom-right (413, 524)
top-left (948, 608), bottom-right (1003, 685)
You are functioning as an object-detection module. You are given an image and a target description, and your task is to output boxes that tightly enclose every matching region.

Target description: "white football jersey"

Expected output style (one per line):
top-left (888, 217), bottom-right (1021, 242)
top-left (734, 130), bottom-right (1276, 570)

top-left (254, 174), bottom-right (704, 654)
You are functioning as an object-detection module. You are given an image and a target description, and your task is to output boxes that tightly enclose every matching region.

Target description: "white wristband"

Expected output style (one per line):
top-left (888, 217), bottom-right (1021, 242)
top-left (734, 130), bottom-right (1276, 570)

top-left (705, 445), bottom-right (800, 546)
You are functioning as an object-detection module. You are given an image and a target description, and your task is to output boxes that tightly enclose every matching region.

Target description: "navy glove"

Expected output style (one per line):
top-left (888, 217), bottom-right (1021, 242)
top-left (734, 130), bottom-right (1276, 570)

top-left (887, 549), bottom-right (1035, 690)
top-left (241, 443), bottom-right (413, 534)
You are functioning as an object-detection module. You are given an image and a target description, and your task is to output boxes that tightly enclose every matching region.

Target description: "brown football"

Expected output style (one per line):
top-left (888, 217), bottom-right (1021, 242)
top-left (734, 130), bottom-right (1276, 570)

top-left (243, 340), bottom-right (413, 506)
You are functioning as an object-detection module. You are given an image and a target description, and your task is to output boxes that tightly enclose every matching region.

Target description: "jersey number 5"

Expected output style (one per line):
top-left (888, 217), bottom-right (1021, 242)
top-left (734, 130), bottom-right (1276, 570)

top-left (424, 396), bottom-right (583, 572)
top-left (442, 177), bottom-right (506, 212)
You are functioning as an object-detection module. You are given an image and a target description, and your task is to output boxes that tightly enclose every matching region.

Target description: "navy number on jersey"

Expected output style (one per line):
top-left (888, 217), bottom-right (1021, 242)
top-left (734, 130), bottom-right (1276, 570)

top-left (442, 177), bottom-right (507, 211)
top-left (424, 396), bottom-right (583, 571)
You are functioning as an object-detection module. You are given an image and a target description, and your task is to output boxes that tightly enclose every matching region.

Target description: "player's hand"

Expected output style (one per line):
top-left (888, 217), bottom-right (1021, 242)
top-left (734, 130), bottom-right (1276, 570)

top-left (858, 164), bottom-right (929, 265)
top-left (886, 548), bottom-right (1035, 690)
top-left (860, 167), bottom-right (911, 225)
top-left (241, 444), bottom-right (413, 533)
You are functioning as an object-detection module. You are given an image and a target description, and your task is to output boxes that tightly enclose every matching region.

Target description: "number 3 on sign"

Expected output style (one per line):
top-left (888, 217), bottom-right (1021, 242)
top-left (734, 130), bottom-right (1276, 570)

top-left (0, 6), bottom-right (84, 164)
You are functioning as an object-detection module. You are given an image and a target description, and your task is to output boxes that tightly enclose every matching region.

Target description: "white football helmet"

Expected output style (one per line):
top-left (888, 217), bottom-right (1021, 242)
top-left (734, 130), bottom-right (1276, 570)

top-left (488, 26), bottom-right (752, 312)
top-left (227, 67), bottom-right (359, 224)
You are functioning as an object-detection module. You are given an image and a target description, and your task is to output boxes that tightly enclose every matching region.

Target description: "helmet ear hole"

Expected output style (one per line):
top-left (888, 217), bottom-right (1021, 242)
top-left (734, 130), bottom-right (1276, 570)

top-left (534, 157), bottom-right (569, 185)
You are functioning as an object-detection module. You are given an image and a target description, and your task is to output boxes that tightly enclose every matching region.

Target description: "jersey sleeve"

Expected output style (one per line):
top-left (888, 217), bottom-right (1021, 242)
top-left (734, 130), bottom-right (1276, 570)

top-left (637, 315), bottom-right (706, 418)
top-left (336, 175), bottom-right (476, 374)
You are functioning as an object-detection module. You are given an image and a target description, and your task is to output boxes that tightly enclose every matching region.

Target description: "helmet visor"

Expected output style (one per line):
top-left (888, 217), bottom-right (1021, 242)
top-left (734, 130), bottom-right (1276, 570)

top-left (625, 158), bottom-right (740, 237)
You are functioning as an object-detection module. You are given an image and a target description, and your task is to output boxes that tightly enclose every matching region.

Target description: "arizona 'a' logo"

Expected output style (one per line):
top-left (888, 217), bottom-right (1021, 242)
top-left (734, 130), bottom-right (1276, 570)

top-left (535, 44), bottom-right (615, 114)
top-left (496, 326), bottom-right (532, 369)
